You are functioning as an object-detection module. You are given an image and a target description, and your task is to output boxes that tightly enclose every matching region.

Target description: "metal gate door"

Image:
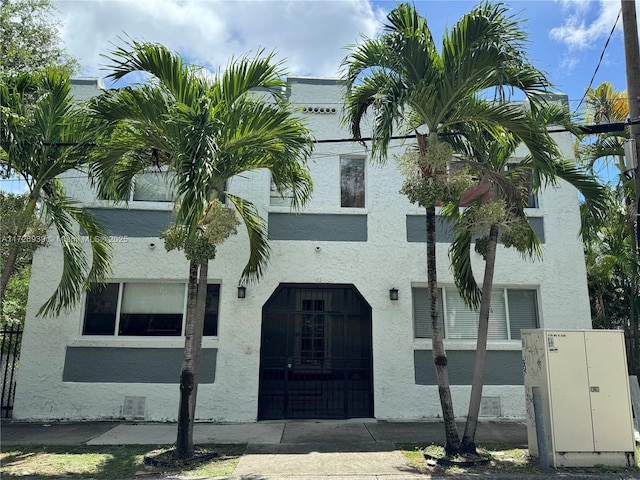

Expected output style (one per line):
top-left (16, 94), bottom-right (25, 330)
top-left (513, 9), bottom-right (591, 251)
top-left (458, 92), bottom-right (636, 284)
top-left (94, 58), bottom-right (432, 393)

top-left (1, 327), bottom-right (22, 419)
top-left (258, 284), bottom-right (373, 419)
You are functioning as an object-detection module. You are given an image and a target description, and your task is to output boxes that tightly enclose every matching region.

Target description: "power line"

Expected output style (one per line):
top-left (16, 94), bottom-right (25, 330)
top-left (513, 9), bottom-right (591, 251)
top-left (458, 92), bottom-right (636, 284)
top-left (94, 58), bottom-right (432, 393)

top-left (575, 7), bottom-right (622, 112)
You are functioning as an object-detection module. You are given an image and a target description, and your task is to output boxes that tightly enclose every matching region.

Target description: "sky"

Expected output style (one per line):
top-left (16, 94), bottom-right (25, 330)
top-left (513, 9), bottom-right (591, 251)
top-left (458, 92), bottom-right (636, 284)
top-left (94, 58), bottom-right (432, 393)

top-left (52, 0), bottom-right (636, 109)
top-left (2, 0), bottom-right (637, 193)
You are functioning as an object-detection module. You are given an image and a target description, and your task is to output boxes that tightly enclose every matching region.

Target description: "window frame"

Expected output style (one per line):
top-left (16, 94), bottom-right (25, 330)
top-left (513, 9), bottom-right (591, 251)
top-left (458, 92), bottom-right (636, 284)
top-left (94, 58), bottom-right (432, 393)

top-left (269, 175), bottom-right (294, 206)
top-left (340, 155), bottom-right (366, 209)
top-left (506, 163), bottom-right (539, 209)
top-left (82, 281), bottom-right (221, 337)
top-left (412, 285), bottom-right (539, 341)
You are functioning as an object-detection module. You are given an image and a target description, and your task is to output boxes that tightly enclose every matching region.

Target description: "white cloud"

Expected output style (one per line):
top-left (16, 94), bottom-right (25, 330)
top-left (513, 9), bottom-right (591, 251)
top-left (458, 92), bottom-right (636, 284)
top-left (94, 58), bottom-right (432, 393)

top-left (549, 0), bottom-right (624, 49)
top-left (54, 0), bottom-right (384, 84)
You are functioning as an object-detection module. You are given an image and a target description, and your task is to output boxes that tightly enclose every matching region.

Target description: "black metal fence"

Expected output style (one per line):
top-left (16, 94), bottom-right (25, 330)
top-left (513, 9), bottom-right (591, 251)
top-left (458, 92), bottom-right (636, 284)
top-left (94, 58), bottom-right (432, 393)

top-left (1, 326), bottom-right (23, 419)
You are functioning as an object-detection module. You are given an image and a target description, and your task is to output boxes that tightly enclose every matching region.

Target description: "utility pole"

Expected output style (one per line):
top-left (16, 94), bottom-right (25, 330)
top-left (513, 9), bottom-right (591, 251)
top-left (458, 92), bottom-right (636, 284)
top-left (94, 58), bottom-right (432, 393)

top-left (621, 0), bottom-right (640, 374)
top-left (621, 0), bottom-right (640, 241)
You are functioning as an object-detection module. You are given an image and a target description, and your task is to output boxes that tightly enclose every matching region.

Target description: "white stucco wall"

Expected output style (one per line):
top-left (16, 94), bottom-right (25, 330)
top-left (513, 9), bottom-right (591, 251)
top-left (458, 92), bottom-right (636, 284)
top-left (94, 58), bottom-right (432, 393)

top-left (13, 77), bottom-right (591, 422)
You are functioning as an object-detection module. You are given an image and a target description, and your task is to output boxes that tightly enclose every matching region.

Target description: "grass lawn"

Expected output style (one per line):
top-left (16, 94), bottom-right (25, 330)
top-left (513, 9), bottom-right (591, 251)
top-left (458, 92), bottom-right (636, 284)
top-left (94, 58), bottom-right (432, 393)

top-left (0, 443), bottom-right (246, 479)
top-left (400, 443), bottom-right (640, 477)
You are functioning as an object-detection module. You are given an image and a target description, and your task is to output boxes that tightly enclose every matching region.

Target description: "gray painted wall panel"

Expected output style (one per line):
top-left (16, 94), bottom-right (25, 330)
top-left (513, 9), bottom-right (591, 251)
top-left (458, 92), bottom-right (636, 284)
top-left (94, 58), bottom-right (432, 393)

top-left (407, 215), bottom-right (545, 243)
top-left (63, 347), bottom-right (216, 383)
top-left (414, 349), bottom-right (523, 385)
top-left (87, 209), bottom-right (174, 237)
top-left (268, 213), bottom-right (367, 241)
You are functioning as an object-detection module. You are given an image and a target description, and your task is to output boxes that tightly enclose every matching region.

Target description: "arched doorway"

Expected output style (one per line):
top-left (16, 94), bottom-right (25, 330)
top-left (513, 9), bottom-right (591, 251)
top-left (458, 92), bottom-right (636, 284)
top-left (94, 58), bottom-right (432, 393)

top-left (258, 284), bottom-right (373, 419)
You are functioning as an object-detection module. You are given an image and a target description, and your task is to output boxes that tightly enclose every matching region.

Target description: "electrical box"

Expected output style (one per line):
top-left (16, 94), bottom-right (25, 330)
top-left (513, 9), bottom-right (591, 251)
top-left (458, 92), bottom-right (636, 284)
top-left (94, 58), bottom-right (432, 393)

top-left (522, 329), bottom-right (636, 467)
top-left (624, 139), bottom-right (638, 172)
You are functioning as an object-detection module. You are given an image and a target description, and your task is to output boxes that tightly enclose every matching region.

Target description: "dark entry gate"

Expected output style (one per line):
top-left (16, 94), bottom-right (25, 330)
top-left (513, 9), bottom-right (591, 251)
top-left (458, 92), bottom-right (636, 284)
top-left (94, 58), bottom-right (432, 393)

top-left (1, 326), bottom-right (22, 419)
top-left (258, 284), bottom-right (373, 419)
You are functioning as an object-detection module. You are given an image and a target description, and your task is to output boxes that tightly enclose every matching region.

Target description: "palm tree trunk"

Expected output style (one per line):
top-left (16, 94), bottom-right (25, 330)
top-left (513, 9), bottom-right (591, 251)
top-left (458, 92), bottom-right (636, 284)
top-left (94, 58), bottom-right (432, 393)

top-left (427, 206), bottom-right (461, 454)
top-left (189, 259), bottom-right (208, 423)
top-left (0, 246), bottom-right (19, 305)
top-left (462, 223), bottom-right (499, 453)
top-left (177, 260), bottom-right (200, 459)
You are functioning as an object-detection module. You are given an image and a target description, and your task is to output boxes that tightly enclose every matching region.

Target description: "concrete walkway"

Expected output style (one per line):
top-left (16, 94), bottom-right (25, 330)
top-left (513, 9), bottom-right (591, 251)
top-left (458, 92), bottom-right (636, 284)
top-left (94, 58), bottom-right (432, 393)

top-left (1, 418), bottom-right (529, 447)
top-left (2, 419), bottom-right (638, 479)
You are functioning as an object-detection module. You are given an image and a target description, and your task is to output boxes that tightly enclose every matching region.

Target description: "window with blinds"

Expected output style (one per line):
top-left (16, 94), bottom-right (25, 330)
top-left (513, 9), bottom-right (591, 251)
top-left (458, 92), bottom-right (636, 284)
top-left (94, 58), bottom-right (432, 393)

top-left (413, 287), bottom-right (538, 340)
top-left (83, 282), bottom-right (221, 337)
top-left (133, 172), bottom-right (175, 202)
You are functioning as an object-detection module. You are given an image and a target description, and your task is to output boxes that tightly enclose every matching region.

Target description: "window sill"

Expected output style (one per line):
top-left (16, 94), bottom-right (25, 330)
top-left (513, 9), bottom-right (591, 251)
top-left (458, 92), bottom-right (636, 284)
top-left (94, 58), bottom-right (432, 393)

top-left (70, 337), bottom-right (220, 348)
top-left (267, 206), bottom-right (369, 215)
top-left (87, 200), bottom-right (174, 211)
top-left (413, 339), bottom-right (523, 351)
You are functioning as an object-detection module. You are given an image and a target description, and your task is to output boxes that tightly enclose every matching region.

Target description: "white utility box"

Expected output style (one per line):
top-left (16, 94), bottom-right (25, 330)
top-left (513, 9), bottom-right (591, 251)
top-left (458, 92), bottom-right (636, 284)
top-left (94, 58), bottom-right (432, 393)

top-left (521, 329), bottom-right (636, 467)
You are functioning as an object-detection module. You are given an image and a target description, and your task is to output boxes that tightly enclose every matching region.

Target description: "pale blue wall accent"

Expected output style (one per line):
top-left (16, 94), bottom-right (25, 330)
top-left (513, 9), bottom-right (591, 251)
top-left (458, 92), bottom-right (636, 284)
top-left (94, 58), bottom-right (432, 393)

top-left (268, 213), bottom-right (367, 241)
top-left (87, 209), bottom-right (173, 237)
top-left (62, 347), bottom-right (216, 383)
top-left (406, 215), bottom-right (545, 243)
top-left (413, 349), bottom-right (523, 385)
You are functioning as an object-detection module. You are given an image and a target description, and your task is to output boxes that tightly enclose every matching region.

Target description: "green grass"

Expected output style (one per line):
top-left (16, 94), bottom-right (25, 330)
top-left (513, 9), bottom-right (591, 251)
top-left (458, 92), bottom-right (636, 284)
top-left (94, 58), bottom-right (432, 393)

top-left (0, 444), bottom-right (246, 479)
top-left (400, 443), bottom-right (640, 476)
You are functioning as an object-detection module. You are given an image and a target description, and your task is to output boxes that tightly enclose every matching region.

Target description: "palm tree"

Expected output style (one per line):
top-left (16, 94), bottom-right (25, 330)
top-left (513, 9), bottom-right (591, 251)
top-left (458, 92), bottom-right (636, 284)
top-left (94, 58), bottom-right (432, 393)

top-left (446, 105), bottom-right (606, 453)
top-left (584, 188), bottom-right (638, 332)
top-left (89, 41), bottom-right (314, 459)
top-left (577, 81), bottom-right (639, 372)
top-left (342, 2), bottom-right (553, 454)
top-left (0, 68), bottom-right (111, 316)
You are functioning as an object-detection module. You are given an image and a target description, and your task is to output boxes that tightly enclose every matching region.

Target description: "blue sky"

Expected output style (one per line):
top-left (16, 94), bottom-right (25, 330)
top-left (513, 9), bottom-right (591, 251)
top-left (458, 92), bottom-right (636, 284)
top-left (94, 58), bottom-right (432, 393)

top-left (52, 0), bottom-right (632, 108)
top-left (2, 0), bottom-right (636, 193)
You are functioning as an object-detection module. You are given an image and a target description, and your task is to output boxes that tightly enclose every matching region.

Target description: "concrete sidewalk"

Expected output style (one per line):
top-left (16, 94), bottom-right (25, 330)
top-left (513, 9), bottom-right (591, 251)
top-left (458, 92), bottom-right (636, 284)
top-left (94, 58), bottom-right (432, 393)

top-left (1, 418), bottom-right (528, 447)
top-left (2, 419), bottom-right (638, 479)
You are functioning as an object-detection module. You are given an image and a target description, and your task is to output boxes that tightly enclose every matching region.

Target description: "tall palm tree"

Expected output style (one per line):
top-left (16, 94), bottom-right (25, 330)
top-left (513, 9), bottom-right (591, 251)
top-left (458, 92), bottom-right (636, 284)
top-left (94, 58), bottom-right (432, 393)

top-left (89, 41), bottom-right (314, 459)
top-left (342, 2), bottom-right (553, 454)
top-left (447, 105), bottom-right (606, 453)
top-left (584, 187), bottom-right (638, 332)
top-left (0, 68), bottom-right (111, 316)
top-left (577, 81), bottom-right (639, 372)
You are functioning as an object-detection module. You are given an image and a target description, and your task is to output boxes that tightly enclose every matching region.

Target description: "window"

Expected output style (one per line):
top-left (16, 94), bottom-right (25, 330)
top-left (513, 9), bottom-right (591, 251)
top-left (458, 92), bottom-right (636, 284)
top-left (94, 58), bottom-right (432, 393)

top-left (133, 172), bottom-right (175, 202)
top-left (83, 283), bottom-right (119, 335)
top-left (413, 287), bottom-right (538, 340)
top-left (83, 282), bottom-right (221, 336)
top-left (507, 165), bottom-right (538, 208)
top-left (203, 284), bottom-right (220, 336)
top-left (119, 283), bottom-right (184, 335)
top-left (340, 157), bottom-right (365, 208)
top-left (98, 171), bottom-right (175, 202)
top-left (300, 299), bottom-right (326, 365)
top-left (270, 176), bottom-right (294, 206)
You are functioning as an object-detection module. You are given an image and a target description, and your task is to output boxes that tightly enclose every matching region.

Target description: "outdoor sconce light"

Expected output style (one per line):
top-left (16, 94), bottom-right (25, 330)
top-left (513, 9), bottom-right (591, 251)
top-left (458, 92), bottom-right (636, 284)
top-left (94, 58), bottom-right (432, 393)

top-left (389, 288), bottom-right (399, 301)
top-left (237, 286), bottom-right (246, 299)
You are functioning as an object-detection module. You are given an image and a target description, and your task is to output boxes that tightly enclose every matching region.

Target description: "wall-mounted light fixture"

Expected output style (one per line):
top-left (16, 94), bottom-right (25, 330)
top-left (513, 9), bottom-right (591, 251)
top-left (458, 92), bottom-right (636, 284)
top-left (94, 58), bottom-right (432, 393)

top-left (389, 288), bottom-right (399, 301)
top-left (237, 286), bottom-right (246, 299)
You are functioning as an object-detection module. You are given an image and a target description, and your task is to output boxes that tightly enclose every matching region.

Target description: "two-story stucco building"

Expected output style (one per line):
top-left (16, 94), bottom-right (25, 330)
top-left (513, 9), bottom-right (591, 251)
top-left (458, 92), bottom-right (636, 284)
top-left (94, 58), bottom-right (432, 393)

top-left (12, 77), bottom-right (591, 422)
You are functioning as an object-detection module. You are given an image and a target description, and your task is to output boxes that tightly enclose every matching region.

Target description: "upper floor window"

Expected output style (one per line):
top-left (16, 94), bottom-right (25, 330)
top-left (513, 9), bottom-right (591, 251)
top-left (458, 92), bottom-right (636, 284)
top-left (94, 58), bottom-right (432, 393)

top-left (133, 172), bottom-right (175, 202)
top-left (340, 156), bottom-right (365, 208)
top-left (507, 165), bottom-right (538, 209)
top-left (413, 286), bottom-right (538, 341)
top-left (270, 177), bottom-right (294, 206)
top-left (83, 282), bottom-right (220, 336)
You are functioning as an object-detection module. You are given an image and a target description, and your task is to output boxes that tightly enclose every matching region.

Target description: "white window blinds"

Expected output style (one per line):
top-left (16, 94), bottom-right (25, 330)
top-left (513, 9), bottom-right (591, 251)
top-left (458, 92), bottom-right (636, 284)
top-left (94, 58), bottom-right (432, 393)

top-left (121, 283), bottom-right (185, 314)
top-left (413, 287), bottom-right (537, 340)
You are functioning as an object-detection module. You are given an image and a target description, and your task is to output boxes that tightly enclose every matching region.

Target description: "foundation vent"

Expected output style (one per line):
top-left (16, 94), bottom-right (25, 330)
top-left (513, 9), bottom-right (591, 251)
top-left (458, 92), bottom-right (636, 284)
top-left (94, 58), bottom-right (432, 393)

top-left (480, 396), bottom-right (502, 417)
top-left (122, 396), bottom-right (146, 419)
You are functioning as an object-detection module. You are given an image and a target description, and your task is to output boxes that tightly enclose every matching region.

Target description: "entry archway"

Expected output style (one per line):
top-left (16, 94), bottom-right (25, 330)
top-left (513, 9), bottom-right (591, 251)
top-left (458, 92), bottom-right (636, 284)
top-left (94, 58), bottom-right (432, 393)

top-left (258, 284), bottom-right (373, 419)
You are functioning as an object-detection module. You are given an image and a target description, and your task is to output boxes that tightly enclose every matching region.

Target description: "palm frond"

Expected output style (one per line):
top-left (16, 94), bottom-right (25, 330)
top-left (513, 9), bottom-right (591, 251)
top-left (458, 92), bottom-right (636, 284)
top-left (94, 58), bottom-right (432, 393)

top-left (225, 193), bottom-right (270, 284)
top-left (444, 203), bottom-right (481, 309)
top-left (103, 38), bottom-right (204, 106)
top-left (37, 181), bottom-right (112, 316)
